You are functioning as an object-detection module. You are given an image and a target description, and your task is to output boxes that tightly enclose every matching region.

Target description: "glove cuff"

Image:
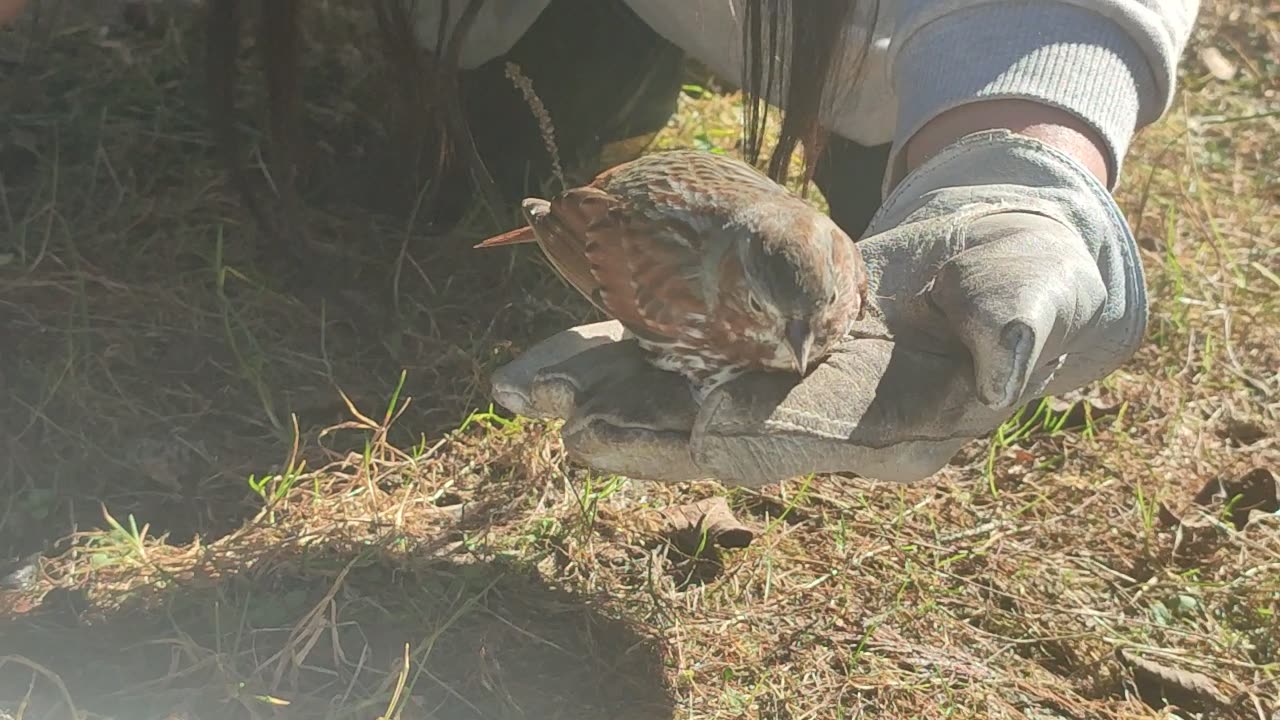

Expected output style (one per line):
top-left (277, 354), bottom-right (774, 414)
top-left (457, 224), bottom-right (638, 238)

top-left (871, 129), bottom-right (1148, 399)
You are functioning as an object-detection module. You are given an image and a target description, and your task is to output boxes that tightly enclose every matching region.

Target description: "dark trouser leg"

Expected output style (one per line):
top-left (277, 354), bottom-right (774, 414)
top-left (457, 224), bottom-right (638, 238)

top-left (458, 0), bottom-right (685, 218)
top-left (813, 136), bottom-right (892, 239)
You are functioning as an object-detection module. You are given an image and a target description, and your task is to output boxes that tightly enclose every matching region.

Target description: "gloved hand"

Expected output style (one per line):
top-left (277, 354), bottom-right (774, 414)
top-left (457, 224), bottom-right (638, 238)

top-left (488, 129), bottom-right (1147, 485)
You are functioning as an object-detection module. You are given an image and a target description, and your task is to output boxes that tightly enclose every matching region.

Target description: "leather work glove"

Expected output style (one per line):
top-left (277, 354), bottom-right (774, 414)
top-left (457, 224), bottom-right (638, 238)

top-left (488, 130), bottom-right (1148, 485)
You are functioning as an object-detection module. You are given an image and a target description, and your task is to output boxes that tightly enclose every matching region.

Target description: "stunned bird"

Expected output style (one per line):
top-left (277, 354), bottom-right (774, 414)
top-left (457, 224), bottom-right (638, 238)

top-left (476, 149), bottom-right (869, 399)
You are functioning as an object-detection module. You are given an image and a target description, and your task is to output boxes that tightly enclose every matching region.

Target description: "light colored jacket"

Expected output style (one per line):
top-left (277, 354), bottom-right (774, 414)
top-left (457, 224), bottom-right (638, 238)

top-left (414, 0), bottom-right (1199, 184)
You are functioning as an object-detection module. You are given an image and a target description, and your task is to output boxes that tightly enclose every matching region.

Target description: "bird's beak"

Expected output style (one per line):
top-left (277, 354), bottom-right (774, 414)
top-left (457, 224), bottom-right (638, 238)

top-left (785, 318), bottom-right (812, 374)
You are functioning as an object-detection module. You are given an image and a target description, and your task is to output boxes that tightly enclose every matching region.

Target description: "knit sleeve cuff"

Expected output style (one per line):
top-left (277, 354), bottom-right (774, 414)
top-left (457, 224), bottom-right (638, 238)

top-left (888, 1), bottom-right (1160, 188)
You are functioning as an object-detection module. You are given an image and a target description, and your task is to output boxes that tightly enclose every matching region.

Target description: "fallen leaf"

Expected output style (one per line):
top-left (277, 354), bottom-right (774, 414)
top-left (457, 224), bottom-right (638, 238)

top-left (635, 496), bottom-right (755, 552)
top-left (1219, 416), bottom-right (1268, 447)
top-left (1160, 466), bottom-right (1279, 532)
top-left (1199, 46), bottom-right (1238, 81)
top-left (1117, 648), bottom-right (1232, 711)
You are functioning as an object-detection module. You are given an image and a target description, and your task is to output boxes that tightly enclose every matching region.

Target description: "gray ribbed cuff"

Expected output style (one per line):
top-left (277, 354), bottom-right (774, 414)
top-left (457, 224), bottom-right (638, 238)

top-left (890, 1), bottom-right (1159, 188)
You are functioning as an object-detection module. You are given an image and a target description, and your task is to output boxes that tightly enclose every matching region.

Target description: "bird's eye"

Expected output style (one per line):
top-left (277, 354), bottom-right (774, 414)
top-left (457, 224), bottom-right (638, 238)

top-left (748, 293), bottom-right (764, 313)
top-left (828, 287), bottom-right (839, 305)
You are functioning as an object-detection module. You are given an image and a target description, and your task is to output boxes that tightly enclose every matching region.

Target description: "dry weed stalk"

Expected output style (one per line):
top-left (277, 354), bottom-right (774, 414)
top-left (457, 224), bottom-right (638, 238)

top-left (504, 61), bottom-right (565, 189)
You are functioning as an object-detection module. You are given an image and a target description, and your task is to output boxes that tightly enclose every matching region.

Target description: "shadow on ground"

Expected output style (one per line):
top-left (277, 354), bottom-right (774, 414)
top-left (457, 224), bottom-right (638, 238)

top-left (0, 2), bottom-right (596, 558)
top-left (0, 535), bottom-right (674, 720)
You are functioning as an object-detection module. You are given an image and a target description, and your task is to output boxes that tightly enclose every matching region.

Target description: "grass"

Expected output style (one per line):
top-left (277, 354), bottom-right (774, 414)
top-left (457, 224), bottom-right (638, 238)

top-left (1, 1), bottom-right (1278, 718)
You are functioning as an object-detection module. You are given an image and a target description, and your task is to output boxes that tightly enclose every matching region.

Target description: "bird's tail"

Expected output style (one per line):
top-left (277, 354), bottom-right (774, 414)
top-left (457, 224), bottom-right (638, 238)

top-left (473, 225), bottom-right (536, 248)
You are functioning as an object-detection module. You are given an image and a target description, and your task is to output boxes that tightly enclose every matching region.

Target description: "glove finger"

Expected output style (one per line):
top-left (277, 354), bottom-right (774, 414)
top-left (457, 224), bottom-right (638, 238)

top-left (490, 320), bottom-right (629, 416)
top-left (929, 213), bottom-right (1106, 409)
top-left (560, 363), bottom-right (704, 482)
top-left (695, 336), bottom-right (1009, 484)
top-left (526, 338), bottom-right (651, 420)
top-left (495, 322), bottom-right (703, 480)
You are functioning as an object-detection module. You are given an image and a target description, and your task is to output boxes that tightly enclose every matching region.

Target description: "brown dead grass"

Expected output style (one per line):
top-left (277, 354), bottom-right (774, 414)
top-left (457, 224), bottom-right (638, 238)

top-left (1, 1), bottom-right (1278, 719)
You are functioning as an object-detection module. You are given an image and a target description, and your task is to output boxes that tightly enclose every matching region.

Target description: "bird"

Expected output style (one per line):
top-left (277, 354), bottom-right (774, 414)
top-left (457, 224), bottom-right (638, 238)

top-left (475, 149), bottom-right (869, 399)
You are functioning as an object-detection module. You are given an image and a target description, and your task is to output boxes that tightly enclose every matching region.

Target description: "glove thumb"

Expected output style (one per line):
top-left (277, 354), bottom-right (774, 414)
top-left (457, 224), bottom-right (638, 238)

top-left (929, 212), bottom-right (1107, 409)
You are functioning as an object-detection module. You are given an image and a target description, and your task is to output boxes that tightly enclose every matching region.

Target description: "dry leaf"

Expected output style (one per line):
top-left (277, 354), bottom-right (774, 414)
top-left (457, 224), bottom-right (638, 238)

top-left (1117, 648), bottom-right (1232, 711)
top-left (635, 497), bottom-right (755, 552)
top-left (1160, 466), bottom-right (1279, 532)
top-left (1199, 46), bottom-right (1238, 81)
top-left (1220, 416), bottom-right (1268, 447)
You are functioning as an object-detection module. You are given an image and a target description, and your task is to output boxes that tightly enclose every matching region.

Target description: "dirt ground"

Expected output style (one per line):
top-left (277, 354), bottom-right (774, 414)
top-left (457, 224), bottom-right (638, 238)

top-left (0, 1), bottom-right (1277, 719)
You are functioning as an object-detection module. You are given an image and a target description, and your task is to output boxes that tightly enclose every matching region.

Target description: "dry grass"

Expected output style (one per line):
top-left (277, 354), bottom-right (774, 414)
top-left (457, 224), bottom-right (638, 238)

top-left (1, 1), bottom-right (1278, 719)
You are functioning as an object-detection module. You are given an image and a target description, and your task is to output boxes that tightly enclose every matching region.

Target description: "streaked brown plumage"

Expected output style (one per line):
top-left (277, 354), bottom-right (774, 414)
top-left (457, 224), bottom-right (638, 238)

top-left (477, 149), bottom-right (869, 398)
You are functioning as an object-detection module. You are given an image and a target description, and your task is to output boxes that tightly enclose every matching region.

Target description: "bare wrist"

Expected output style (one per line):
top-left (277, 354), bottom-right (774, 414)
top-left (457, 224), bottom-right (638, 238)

top-left (903, 99), bottom-right (1112, 187)
top-left (0, 0), bottom-right (27, 26)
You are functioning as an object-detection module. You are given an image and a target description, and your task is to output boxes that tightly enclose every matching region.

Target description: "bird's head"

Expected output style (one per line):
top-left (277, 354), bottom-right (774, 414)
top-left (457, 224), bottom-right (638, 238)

top-left (737, 216), bottom-right (867, 375)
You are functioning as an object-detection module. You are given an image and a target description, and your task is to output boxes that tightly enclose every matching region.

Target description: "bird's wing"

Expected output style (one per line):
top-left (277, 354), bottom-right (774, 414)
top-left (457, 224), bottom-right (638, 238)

top-left (542, 187), bottom-right (707, 346)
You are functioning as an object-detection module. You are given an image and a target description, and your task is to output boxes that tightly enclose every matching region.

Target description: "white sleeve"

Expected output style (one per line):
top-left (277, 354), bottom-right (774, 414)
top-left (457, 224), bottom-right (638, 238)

top-left (414, 0), bottom-right (1200, 183)
top-left (412, 0), bottom-right (552, 69)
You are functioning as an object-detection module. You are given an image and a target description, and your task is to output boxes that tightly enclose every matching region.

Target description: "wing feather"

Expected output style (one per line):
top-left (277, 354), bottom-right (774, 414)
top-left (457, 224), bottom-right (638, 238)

top-left (534, 188), bottom-right (709, 346)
